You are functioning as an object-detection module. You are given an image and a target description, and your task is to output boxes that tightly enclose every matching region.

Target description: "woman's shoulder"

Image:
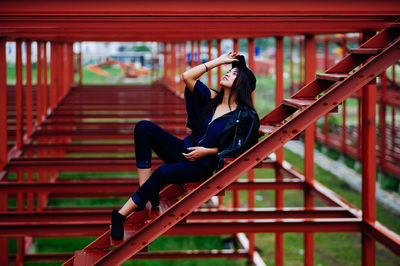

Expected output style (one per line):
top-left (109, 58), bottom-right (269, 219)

top-left (236, 105), bottom-right (259, 116)
top-left (186, 80), bottom-right (218, 99)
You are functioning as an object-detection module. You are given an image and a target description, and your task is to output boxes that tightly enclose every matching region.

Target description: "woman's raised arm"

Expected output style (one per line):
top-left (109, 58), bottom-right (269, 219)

top-left (181, 51), bottom-right (239, 92)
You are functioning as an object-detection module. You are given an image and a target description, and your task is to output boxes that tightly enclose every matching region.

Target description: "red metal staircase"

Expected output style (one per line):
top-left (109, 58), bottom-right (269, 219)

top-left (65, 22), bottom-right (400, 265)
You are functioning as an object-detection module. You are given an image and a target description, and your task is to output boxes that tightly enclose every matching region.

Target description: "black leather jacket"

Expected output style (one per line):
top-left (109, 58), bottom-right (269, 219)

top-left (215, 105), bottom-right (260, 171)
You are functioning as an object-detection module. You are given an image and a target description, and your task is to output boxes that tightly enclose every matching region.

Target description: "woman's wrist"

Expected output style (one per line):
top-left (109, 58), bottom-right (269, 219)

top-left (204, 58), bottom-right (223, 72)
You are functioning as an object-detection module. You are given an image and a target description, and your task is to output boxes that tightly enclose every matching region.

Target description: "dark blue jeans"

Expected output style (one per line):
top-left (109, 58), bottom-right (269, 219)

top-left (131, 120), bottom-right (213, 207)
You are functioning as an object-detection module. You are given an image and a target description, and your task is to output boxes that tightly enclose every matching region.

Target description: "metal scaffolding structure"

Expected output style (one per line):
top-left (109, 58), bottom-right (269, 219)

top-left (0, 1), bottom-right (400, 265)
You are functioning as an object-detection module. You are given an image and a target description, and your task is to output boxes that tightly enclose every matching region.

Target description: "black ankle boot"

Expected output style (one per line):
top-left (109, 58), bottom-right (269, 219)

top-left (110, 210), bottom-right (126, 240)
top-left (150, 194), bottom-right (160, 207)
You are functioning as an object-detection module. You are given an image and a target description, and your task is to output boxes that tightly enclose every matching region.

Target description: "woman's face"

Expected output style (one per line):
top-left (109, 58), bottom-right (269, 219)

top-left (220, 67), bottom-right (238, 89)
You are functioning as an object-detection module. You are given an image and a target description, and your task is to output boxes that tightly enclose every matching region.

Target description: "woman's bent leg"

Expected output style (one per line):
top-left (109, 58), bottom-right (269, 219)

top-left (134, 120), bottom-right (186, 168)
top-left (119, 198), bottom-right (141, 216)
top-left (134, 120), bottom-right (187, 206)
top-left (138, 168), bottom-right (152, 186)
top-left (131, 161), bottom-right (212, 209)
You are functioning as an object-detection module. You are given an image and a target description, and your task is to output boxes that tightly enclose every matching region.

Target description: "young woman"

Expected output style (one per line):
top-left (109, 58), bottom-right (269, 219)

top-left (111, 52), bottom-right (260, 240)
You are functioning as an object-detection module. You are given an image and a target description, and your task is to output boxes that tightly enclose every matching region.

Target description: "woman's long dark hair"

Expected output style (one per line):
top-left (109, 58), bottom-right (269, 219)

top-left (190, 68), bottom-right (256, 142)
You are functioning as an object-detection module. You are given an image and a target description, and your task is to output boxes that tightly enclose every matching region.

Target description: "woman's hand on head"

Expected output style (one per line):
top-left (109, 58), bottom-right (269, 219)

top-left (182, 147), bottom-right (218, 162)
top-left (217, 52), bottom-right (239, 65)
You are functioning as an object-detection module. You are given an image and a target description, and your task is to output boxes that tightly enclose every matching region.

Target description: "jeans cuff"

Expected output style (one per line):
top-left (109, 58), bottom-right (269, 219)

top-left (136, 160), bottom-right (151, 169)
top-left (131, 193), bottom-right (146, 207)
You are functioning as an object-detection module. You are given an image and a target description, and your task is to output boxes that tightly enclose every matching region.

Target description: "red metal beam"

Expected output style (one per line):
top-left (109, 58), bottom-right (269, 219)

top-left (15, 39), bottom-right (23, 149)
top-left (0, 207), bottom-right (354, 224)
top-left (364, 221), bottom-right (400, 256)
top-left (9, 250), bottom-right (250, 263)
top-left (0, 38), bottom-right (7, 170)
top-left (207, 40), bottom-right (212, 88)
top-left (37, 41), bottom-right (43, 125)
top-left (275, 35), bottom-right (284, 266)
top-left (0, 179), bottom-right (303, 195)
top-left (361, 31), bottom-right (378, 266)
top-left (0, 219), bottom-right (362, 237)
top-left (25, 40), bottom-right (33, 138)
top-left (304, 34), bottom-right (316, 266)
top-left (2, 0), bottom-right (399, 14)
top-left (0, 35), bottom-right (7, 266)
top-left (0, 1), bottom-right (399, 41)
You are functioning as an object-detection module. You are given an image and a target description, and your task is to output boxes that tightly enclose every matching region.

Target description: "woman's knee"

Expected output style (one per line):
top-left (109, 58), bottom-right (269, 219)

top-left (134, 120), bottom-right (154, 137)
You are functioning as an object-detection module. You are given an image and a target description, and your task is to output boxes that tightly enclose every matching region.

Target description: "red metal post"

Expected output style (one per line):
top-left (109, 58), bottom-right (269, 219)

top-left (176, 42), bottom-right (181, 92)
top-left (233, 39), bottom-right (239, 53)
top-left (232, 37), bottom-right (240, 208)
top-left (63, 43), bottom-right (69, 97)
top-left (208, 40), bottom-right (212, 88)
top-left (289, 36), bottom-right (294, 96)
top-left (379, 72), bottom-right (387, 169)
top-left (69, 43), bottom-right (74, 86)
top-left (304, 34), bottom-right (316, 266)
top-left (43, 42), bottom-right (48, 119)
top-left (0, 37), bottom-right (8, 266)
top-left (357, 33), bottom-right (363, 159)
top-left (25, 40), bottom-right (35, 212)
top-left (248, 38), bottom-right (255, 70)
top-left (357, 99), bottom-right (362, 158)
top-left (275, 36), bottom-right (284, 266)
top-left (391, 107), bottom-right (395, 156)
top-left (299, 37), bottom-right (304, 86)
top-left (67, 43), bottom-right (71, 87)
top-left (78, 43), bottom-right (82, 87)
top-left (217, 39), bottom-right (221, 87)
top-left (26, 40), bottom-right (33, 137)
top-left (183, 41), bottom-right (187, 70)
top-left (36, 41), bottom-right (43, 125)
top-left (341, 35), bottom-right (348, 156)
top-left (361, 32), bottom-right (377, 266)
top-left (54, 43), bottom-right (60, 103)
top-left (58, 43), bottom-right (63, 102)
top-left (15, 39), bottom-right (24, 149)
top-left (197, 41), bottom-right (201, 66)
top-left (0, 38), bottom-right (7, 170)
top-left (183, 42), bottom-right (187, 93)
top-left (163, 42), bottom-right (167, 81)
top-left (342, 100), bottom-right (347, 154)
top-left (247, 37), bottom-right (256, 209)
top-left (165, 43), bottom-right (170, 85)
top-left (247, 37), bottom-right (256, 261)
top-left (190, 41), bottom-right (194, 68)
top-left (171, 42), bottom-right (177, 93)
top-left (248, 37), bottom-right (255, 102)
top-left (323, 35), bottom-right (330, 145)
top-left (50, 42), bottom-right (57, 110)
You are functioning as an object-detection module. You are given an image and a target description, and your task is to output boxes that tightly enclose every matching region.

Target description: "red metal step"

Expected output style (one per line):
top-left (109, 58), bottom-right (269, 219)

top-left (259, 122), bottom-right (301, 140)
top-left (387, 22), bottom-right (400, 28)
top-left (350, 48), bottom-right (382, 55)
top-left (259, 123), bottom-right (282, 135)
top-left (282, 98), bottom-right (315, 110)
top-left (316, 73), bottom-right (349, 81)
